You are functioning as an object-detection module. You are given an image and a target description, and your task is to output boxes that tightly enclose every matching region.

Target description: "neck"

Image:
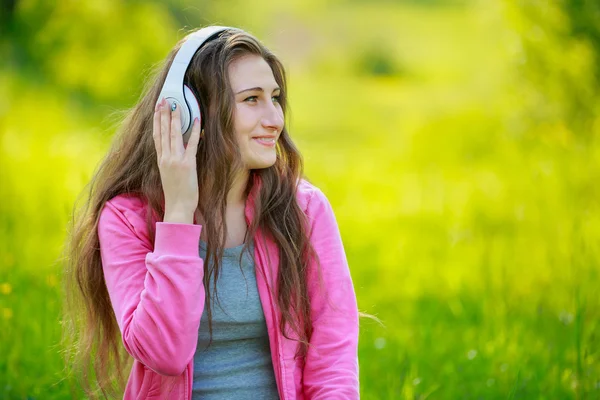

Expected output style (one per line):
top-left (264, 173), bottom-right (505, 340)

top-left (227, 168), bottom-right (250, 208)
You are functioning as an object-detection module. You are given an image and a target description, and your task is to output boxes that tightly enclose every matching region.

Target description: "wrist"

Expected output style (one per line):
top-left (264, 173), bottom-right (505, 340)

top-left (163, 210), bottom-right (194, 224)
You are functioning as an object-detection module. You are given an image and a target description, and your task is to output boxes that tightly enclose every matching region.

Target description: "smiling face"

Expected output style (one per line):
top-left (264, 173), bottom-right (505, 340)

top-left (229, 54), bottom-right (284, 170)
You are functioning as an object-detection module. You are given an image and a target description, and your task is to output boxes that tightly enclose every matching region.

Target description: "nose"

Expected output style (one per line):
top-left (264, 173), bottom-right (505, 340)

top-left (261, 101), bottom-right (284, 134)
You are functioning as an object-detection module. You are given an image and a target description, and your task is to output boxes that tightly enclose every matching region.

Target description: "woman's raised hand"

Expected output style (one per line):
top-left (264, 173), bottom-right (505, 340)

top-left (153, 98), bottom-right (201, 224)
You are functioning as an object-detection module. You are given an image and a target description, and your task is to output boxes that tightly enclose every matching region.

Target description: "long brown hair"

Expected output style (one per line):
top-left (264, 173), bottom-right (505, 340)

top-left (61, 27), bottom-right (379, 398)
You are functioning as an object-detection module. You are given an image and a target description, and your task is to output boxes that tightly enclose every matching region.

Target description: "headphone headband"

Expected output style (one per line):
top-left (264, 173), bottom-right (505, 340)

top-left (156, 26), bottom-right (235, 139)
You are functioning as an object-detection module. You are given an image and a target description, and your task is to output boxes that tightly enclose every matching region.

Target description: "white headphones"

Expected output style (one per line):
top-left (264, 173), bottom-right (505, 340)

top-left (155, 26), bottom-right (235, 137)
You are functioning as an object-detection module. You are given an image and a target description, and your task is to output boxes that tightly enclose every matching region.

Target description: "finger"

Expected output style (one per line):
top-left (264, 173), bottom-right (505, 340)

top-left (160, 98), bottom-right (170, 158)
top-left (184, 117), bottom-right (201, 161)
top-left (170, 103), bottom-right (184, 156)
top-left (152, 103), bottom-right (162, 159)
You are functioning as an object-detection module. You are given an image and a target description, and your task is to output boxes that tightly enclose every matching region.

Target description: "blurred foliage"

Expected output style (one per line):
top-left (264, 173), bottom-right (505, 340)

top-left (1, 0), bottom-right (600, 398)
top-left (501, 0), bottom-right (599, 141)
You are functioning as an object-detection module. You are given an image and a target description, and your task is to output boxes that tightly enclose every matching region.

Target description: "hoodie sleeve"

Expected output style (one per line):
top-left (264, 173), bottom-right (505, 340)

top-left (97, 198), bottom-right (205, 376)
top-left (302, 188), bottom-right (360, 399)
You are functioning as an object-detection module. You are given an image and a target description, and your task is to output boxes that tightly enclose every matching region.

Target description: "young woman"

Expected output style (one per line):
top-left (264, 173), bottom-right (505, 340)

top-left (63, 26), bottom-right (363, 399)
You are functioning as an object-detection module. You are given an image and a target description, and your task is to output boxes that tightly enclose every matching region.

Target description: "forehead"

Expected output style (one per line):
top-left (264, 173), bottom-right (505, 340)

top-left (228, 54), bottom-right (278, 91)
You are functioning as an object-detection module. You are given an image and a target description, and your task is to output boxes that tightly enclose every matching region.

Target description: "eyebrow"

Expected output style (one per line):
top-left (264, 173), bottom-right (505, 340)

top-left (236, 86), bottom-right (281, 95)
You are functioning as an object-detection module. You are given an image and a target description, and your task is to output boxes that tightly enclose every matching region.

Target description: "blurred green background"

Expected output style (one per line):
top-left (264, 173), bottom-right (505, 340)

top-left (1, 0), bottom-right (599, 398)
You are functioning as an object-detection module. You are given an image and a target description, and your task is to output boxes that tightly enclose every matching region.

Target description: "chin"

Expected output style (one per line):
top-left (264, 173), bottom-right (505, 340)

top-left (248, 158), bottom-right (277, 170)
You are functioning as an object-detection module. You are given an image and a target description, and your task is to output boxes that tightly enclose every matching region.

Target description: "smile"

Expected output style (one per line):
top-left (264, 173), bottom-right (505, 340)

top-left (253, 137), bottom-right (276, 147)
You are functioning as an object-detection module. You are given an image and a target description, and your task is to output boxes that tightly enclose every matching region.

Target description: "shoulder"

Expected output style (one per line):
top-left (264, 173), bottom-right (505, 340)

top-left (98, 193), bottom-right (152, 241)
top-left (295, 178), bottom-right (321, 208)
top-left (295, 178), bottom-right (334, 222)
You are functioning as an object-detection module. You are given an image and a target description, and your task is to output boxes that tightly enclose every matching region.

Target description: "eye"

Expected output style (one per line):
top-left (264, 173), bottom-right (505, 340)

top-left (244, 96), bottom-right (258, 102)
top-left (272, 95), bottom-right (281, 103)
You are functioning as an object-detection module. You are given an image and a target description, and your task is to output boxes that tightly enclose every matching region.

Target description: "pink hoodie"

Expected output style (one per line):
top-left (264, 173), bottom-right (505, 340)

top-left (97, 175), bottom-right (360, 399)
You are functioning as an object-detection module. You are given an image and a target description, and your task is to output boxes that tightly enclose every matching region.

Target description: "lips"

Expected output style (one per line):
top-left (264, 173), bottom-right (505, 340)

top-left (252, 135), bottom-right (277, 139)
top-left (253, 137), bottom-right (277, 147)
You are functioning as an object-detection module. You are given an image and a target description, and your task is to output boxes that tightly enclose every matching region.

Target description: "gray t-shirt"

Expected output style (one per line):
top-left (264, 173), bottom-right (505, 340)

top-left (192, 238), bottom-right (280, 399)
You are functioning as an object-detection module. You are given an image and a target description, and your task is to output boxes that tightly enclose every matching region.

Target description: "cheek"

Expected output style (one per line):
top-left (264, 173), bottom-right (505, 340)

top-left (234, 106), bottom-right (255, 132)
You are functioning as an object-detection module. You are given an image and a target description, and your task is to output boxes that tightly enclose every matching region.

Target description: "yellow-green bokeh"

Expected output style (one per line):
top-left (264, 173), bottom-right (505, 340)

top-left (1, 0), bottom-right (599, 398)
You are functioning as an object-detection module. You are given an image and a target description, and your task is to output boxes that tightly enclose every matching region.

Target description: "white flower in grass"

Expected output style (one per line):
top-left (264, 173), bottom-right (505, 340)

top-left (559, 311), bottom-right (574, 325)
top-left (374, 337), bottom-right (386, 350)
top-left (467, 349), bottom-right (477, 360)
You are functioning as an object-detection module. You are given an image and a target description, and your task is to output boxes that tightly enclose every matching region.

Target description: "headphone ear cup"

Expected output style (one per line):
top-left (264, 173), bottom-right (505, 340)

top-left (183, 84), bottom-right (202, 136)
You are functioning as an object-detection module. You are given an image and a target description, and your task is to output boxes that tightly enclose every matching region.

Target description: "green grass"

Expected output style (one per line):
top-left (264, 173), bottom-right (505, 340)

top-left (1, 1), bottom-right (599, 398)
